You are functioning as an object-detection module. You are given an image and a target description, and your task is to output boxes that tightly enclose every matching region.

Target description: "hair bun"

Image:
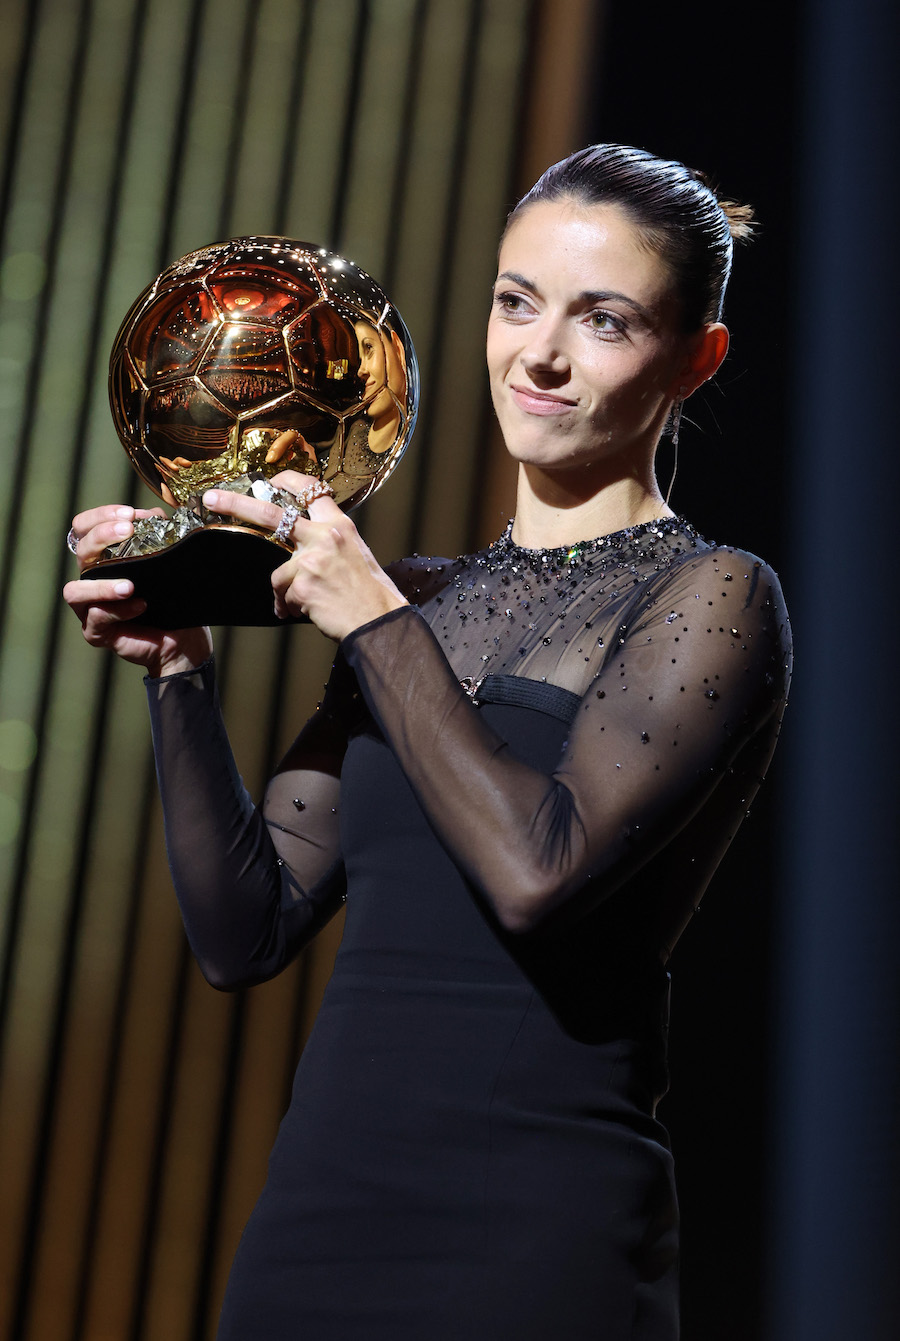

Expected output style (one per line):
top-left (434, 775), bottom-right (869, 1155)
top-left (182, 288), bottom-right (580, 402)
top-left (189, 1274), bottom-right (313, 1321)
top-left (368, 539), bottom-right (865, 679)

top-left (687, 167), bottom-right (755, 242)
top-left (717, 200), bottom-right (755, 242)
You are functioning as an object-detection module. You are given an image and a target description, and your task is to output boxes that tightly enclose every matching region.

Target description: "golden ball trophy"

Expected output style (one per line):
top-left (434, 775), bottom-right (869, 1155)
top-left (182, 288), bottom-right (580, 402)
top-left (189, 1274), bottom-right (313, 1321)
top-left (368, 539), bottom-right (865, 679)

top-left (89, 237), bottom-right (418, 627)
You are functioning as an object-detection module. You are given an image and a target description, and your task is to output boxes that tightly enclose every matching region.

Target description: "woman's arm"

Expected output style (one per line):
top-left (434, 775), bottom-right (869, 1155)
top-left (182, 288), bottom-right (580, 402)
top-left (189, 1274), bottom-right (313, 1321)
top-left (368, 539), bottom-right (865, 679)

top-left (342, 548), bottom-right (791, 932)
top-left (181, 483), bottom-right (791, 937)
top-left (146, 657), bottom-right (352, 989)
top-left (64, 501), bottom-right (351, 989)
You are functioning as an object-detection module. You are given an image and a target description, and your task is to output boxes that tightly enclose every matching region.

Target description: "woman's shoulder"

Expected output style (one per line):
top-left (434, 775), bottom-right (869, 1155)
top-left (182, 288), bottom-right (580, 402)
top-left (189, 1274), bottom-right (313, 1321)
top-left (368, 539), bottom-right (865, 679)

top-left (661, 532), bottom-right (788, 606)
top-left (639, 532), bottom-right (791, 664)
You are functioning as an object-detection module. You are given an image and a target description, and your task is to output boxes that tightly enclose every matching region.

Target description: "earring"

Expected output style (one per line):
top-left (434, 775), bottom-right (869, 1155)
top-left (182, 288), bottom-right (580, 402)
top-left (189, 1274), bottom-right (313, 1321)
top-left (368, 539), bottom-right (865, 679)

top-left (669, 397), bottom-right (683, 449)
top-left (664, 390), bottom-right (685, 506)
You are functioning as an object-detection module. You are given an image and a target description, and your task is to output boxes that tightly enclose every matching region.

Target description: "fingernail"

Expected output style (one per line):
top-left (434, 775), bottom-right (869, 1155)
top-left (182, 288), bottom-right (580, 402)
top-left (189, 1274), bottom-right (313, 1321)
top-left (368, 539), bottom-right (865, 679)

top-left (203, 491), bottom-right (218, 507)
top-left (115, 507), bottom-right (132, 518)
top-left (114, 521), bottom-right (132, 536)
top-left (114, 581), bottom-right (132, 596)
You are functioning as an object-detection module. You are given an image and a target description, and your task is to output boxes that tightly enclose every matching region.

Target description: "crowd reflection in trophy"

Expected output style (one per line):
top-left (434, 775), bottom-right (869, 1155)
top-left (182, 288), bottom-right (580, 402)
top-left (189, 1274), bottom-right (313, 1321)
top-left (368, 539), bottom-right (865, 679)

top-left (146, 315), bottom-right (409, 510)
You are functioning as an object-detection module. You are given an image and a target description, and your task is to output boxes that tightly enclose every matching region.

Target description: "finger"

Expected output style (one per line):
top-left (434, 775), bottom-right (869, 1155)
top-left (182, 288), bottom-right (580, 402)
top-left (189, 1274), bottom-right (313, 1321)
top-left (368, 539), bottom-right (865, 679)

top-left (71, 504), bottom-right (135, 539)
top-left (71, 507), bottom-right (167, 568)
top-left (270, 547), bottom-right (313, 613)
top-left (64, 591), bottom-right (149, 640)
top-left (264, 443), bottom-right (291, 464)
top-left (75, 518), bottom-right (140, 566)
top-left (276, 509), bottom-right (346, 555)
top-left (82, 597), bottom-right (149, 630)
top-left (267, 472), bottom-right (336, 520)
top-left (273, 588), bottom-right (298, 621)
top-left (265, 429), bottom-right (299, 464)
top-left (64, 576), bottom-right (139, 605)
top-left (202, 488), bottom-right (283, 532)
top-left (268, 469), bottom-right (324, 495)
top-left (271, 569), bottom-right (305, 621)
top-left (270, 551), bottom-right (302, 589)
top-left (305, 493), bottom-right (344, 524)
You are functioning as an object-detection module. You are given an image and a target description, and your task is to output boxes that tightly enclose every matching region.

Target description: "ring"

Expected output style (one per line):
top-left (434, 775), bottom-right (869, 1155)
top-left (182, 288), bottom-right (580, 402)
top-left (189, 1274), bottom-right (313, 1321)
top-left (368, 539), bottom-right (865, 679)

top-left (66, 527), bottom-right (79, 555)
top-left (295, 479), bottom-right (334, 511)
top-left (272, 504), bottom-right (300, 545)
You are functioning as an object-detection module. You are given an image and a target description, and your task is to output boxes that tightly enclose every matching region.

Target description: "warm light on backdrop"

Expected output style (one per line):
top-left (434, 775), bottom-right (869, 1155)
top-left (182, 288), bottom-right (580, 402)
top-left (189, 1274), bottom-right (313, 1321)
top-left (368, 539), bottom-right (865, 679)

top-left (0, 2), bottom-right (599, 1336)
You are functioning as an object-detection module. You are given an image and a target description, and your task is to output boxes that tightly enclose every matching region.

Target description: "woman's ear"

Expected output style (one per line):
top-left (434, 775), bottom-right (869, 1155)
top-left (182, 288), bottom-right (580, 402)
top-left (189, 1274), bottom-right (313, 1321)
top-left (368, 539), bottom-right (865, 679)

top-left (677, 322), bottom-right (730, 398)
top-left (387, 329), bottom-right (408, 398)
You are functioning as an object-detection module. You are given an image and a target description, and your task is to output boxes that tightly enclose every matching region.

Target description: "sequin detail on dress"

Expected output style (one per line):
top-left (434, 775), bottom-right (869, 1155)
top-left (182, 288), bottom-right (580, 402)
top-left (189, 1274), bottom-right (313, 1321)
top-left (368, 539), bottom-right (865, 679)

top-left (395, 517), bottom-right (706, 695)
top-left (484, 516), bottom-right (699, 573)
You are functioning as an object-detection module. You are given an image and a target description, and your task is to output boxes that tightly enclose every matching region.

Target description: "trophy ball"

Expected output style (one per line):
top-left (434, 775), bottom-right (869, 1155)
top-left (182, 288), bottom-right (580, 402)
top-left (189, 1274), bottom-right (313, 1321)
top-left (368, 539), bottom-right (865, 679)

top-left (109, 236), bottom-right (419, 514)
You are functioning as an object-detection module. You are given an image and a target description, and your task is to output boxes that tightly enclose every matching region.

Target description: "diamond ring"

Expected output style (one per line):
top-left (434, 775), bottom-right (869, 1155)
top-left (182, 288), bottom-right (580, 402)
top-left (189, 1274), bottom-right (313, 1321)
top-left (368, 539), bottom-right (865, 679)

top-left (272, 504), bottom-right (300, 546)
top-left (295, 479), bottom-right (334, 510)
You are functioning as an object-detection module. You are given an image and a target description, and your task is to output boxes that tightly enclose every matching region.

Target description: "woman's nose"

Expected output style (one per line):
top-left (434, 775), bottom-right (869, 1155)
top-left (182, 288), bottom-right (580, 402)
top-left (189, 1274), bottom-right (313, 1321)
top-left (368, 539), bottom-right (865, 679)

top-left (519, 323), bottom-right (569, 376)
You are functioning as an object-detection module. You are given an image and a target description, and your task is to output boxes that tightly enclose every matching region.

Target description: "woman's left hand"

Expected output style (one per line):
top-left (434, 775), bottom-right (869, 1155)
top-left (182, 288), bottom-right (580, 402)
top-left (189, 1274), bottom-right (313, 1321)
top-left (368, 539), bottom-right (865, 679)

top-left (201, 471), bottom-right (408, 641)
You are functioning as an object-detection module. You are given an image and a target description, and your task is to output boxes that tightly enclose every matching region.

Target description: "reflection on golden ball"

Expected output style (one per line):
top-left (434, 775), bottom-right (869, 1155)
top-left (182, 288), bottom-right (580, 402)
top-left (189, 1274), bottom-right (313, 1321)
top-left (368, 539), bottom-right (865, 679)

top-left (109, 237), bottom-right (418, 512)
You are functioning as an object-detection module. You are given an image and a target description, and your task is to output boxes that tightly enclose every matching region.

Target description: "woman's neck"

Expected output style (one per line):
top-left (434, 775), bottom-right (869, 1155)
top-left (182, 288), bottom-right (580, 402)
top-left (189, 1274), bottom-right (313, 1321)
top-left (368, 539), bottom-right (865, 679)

top-left (366, 419), bottom-right (396, 455)
top-left (510, 465), bottom-right (674, 549)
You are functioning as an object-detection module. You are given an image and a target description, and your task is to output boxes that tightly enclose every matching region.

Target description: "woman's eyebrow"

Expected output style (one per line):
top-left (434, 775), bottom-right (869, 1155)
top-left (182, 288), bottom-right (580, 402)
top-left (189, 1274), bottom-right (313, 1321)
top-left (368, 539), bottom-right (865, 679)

top-left (579, 289), bottom-right (653, 320)
top-left (495, 272), bottom-right (652, 321)
top-left (495, 270), bottom-right (538, 292)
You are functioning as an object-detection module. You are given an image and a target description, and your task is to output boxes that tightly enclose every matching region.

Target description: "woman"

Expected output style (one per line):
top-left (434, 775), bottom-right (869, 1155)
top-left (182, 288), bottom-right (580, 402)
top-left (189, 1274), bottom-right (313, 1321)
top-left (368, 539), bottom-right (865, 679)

top-left (65, 145), bottom-right (791, 1339)
top-left (324, 317), bottom-right (409, 497)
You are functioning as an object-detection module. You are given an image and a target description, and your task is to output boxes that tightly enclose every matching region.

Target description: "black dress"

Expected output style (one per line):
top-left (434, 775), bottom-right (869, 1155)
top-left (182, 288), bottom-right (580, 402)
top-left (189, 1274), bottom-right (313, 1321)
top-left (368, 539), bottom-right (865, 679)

top-left (146, 518), bottom-right (791, 1340)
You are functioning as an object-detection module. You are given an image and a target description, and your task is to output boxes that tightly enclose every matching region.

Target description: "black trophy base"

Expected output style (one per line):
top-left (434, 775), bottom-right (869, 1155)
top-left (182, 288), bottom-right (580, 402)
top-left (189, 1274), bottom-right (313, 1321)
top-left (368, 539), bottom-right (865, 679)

top-left (85, 525), bottom-right (303, 628)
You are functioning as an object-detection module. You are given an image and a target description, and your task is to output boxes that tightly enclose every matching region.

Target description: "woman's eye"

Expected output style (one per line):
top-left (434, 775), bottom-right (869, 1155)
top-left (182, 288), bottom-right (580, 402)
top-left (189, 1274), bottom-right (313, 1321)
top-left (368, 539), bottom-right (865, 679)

top-left (588, 310), bottom-right (624, 335)
top-left (493, 291), bottom-right (527, 315)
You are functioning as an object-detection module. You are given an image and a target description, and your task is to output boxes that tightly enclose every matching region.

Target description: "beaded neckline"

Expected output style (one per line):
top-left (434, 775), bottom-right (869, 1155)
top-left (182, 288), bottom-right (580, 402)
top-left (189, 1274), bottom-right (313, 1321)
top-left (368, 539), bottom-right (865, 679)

top-left (484, 515), bottom-right (699, 572)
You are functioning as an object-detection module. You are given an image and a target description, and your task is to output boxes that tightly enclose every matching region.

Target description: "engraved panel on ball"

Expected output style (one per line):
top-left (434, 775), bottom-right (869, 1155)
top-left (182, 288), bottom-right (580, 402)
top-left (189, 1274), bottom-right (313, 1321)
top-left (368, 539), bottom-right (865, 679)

top-left (206, 240), bottom-right (323, 315)
top-left (207, 278), bottom-right (301, 327)
top-left (158, 241), bottom-right (232, 286)
top-left (109, 347), bottom-right (145, 449)
top-left (318, 252), bottom-right (387, 320)
top-left (318, 256), bottom-right (418, 438)
top-left (144, 378), bottom-right (236, 503)
top-left (338, 320), bottom-right (409, 474)
top-left (198, 323), bottom-right (292, 410)
top-left (109, 346), bottom-right (159, 491)
top-left (286, 306), bottom-right (364, 416)
top-left (128, 286), bottom-right (220, 382)
top-left (237, 402), bottom-right (342, 485)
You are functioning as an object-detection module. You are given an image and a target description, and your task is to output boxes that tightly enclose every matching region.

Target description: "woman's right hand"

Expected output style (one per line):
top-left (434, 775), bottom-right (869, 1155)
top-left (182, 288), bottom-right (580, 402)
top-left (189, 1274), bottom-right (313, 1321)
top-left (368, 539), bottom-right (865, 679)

top-left (63, 504), bottom-right (213, 678)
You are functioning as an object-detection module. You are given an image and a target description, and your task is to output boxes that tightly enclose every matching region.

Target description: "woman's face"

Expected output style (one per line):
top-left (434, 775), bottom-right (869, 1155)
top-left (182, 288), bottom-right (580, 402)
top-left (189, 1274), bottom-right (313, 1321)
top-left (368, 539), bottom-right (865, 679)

top-left (487, 200), bottom-right (693, 476)
top-left (355, 322), bottom-right (394, 421)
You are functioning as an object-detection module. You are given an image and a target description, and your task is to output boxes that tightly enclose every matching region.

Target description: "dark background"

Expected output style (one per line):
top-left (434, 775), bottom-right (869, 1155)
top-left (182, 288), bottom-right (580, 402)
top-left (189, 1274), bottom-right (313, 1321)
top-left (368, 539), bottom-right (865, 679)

top-left (593, 7), bottom-right (800, 1336)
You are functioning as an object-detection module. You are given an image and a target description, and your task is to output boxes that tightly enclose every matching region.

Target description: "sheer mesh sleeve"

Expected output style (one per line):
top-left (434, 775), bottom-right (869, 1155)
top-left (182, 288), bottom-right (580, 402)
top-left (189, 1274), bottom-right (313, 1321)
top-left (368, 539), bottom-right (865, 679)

top-left (146, 656), bottom-right (355, 988)
top-left (342, 547), bottom-right (791, 934)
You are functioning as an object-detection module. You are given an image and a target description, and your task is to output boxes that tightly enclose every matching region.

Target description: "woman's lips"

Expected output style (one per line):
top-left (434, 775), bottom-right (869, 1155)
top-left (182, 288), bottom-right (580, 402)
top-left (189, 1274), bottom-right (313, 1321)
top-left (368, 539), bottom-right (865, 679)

top-left (509, 384), bottom-right (577, 416)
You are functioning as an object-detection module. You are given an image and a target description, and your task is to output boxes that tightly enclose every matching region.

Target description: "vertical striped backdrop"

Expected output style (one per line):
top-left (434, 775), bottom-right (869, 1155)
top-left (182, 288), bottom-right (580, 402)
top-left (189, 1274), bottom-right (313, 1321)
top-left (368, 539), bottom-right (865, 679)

top-left (0, 2), bottom-right (599, 1336)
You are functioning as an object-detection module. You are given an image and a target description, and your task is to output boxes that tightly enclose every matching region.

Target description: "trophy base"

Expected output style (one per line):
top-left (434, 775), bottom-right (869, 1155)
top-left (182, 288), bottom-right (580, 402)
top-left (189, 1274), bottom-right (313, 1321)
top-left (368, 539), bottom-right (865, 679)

top-left (85, 524), bottom-right (303, 628)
